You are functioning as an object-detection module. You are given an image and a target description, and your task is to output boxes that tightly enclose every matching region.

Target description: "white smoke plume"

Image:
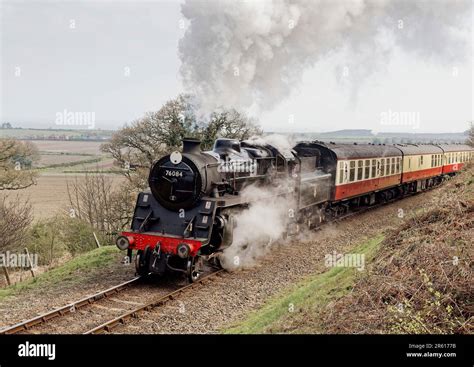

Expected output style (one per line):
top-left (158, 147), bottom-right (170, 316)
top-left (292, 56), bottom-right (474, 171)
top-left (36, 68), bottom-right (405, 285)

top-left (244, 133), bottom-right (296, 157)
top-left (179, 0), bottom-right (471, 112)
top-left (217, 133), bottom-right (298, 271)
top-left (218, 184), bottom-right (294, 271)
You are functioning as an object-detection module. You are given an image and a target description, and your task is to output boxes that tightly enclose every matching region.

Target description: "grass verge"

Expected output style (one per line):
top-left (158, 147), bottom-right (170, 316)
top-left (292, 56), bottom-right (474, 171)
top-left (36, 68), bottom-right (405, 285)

top-left (225, 235), bottom-right (385, 334)
top-left (0, 246), bottom-right (120, 301)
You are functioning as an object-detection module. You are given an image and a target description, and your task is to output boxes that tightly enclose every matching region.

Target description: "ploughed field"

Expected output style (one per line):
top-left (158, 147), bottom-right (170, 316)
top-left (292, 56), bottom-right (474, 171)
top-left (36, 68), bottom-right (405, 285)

top-left (5, 140), bottom-right (123, 220)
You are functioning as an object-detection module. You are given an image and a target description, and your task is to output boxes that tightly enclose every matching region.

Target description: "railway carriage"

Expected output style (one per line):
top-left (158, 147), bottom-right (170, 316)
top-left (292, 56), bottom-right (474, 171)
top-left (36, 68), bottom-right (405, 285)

top-left (293, 142), bottom-right (404, 210)
top-left (395, 144), bottom-right (444, 191)
top-left (438, 144), bottom-right (474, 175)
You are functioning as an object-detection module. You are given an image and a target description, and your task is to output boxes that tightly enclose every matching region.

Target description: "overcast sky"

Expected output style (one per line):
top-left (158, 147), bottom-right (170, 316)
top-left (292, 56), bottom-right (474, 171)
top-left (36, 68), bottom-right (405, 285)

top-left (0, 0), bottom-right (472, 133)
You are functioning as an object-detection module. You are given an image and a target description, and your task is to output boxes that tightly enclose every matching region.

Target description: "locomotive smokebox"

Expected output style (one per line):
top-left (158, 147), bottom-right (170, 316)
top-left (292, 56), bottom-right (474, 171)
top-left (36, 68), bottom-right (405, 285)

top-left (182, 138), bottom-right (201, 154)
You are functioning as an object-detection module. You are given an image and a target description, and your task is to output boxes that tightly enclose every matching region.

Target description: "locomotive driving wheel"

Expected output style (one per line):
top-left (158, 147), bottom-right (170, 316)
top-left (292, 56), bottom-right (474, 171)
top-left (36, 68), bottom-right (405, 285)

top-left (187, 256), bottom-right (203, 283)
top-left (135, 246), bottom-right (151, 276)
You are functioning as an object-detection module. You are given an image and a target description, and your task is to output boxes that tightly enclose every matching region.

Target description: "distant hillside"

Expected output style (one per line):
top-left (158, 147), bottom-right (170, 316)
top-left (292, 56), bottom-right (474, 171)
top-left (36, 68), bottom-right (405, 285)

top-left (0, 128), bottom-right (113, 141)
top-left (319, 129), bottom-right (373, 137)
top-left (272, 129), bottom-right (468, 144)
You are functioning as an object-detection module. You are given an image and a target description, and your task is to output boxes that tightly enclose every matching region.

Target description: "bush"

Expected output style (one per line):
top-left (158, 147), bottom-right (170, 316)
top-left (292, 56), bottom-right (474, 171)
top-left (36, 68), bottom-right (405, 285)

top-left (59, 217), bottom-right (106, 255)
top-left (27, 217), bottom-right (66, 266)
top-left (319, 165), bottom-right (473, 334)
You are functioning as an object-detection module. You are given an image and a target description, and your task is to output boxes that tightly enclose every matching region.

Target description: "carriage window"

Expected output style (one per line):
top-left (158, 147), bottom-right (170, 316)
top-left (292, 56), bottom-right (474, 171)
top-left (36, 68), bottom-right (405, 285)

top-left (371, 159), bottom-right (376, 178)
top-left (349, 161), bottom-right (356, 182)
top-left (396, 157), bottom-right (400, 173)
top-left (420, 156), bottom-right (424, 165)
top-left (391, 158), bottom-right (395, 174)
top-left (431, 155), bottom-right (434, 167)
top-left (357, 161), bottom-right (363, 180)
top-left (365, 160), bottom-right (370, 179)
top-left (380, 158), bottom-right (385, 176)
top-left (385, 158), bottom-right (390, 175)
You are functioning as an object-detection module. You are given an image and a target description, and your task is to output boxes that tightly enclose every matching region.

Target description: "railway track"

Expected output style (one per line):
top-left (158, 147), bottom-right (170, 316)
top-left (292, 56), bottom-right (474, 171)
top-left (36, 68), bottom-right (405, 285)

top-left (0, 185), bottom-right (441, 335)
top-left (84, 269), bottom-right (225, 334)
top-left (0, 276), bottom-right (141, 335)
top-left (0, 270), bottom-right (223, 335)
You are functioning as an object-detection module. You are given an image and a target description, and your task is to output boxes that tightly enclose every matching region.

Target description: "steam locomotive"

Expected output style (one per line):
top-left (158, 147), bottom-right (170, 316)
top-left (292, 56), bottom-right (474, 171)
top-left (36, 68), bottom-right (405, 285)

top-left (116, 137), bottom-right (474, 282)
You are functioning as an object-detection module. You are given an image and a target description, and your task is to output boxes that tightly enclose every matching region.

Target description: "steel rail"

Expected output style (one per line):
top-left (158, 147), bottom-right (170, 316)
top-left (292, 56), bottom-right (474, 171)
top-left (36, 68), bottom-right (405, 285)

top-left (83, 269), bottom-right (225, 334)
top-left (0, 276), bottom-right (141, 335)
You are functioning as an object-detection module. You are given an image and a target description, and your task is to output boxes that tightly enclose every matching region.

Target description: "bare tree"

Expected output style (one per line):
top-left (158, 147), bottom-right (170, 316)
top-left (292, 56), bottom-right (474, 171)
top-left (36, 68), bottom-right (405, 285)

top-left (101, 94), bottom-right (262, 190)
top-left (0, 195), bottom-right (32, 252)
top-left (467, 121), bottom-right (474, 147)
top-left (66, 173), bottom-right (136, 236)
top-left (0, 139), bottom-right (39, 190)
top-left (200, 108), bottom-right (262, 149)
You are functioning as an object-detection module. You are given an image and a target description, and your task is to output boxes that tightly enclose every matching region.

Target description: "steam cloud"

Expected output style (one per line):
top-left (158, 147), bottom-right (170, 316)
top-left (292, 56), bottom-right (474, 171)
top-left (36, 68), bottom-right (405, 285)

top-left (217, 134), bottom-right (297, 271)
top-left (179, 0), bottom-right (471, 112)
top-left (218, 184), bottom-right (294, 271)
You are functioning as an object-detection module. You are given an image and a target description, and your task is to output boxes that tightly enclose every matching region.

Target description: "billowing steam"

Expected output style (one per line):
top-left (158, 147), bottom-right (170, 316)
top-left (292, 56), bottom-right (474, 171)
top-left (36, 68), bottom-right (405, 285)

top-left (244, 133), bottom-right (295, 157)
top-left (218, 134), bottom-right (297, 271)
top-left (179, 0), bottom-right (471, 112)
top-left (218, 184), bottom-right (294, 271)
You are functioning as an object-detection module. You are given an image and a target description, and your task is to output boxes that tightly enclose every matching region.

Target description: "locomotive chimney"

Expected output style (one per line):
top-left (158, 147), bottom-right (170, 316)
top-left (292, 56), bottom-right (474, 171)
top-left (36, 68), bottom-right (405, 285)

top-left (182, 138), bottom-right (201, 154)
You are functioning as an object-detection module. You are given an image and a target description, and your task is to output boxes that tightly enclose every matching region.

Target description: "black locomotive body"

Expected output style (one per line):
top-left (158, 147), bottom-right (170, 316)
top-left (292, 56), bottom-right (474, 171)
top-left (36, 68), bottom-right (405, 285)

top-left (117, 138), bottom-right (303, 282)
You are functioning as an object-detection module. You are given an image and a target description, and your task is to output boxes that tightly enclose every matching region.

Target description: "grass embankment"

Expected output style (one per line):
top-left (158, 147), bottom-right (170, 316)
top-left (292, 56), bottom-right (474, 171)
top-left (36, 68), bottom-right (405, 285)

top-left (0, 246), bottom-right (120, 301)
top-left (227, 165), bottom-right (473, 334)
top-left (225, 235), bottom-right (385, 334)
